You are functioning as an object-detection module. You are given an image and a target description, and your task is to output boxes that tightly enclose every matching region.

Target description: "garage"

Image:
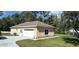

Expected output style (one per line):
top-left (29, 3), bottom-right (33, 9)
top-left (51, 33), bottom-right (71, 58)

top-left (23, 29), bottom-right (35, 38)
top-left (10, 21), bottom-right (54, 39)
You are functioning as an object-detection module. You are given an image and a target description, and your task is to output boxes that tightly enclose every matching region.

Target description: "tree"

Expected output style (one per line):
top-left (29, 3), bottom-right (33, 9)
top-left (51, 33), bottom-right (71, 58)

top-left (0, 11), bottom-right (58, 33)
top-left (0, 11), bottom-right (3, 36)
top-left (19, 11), bottom-right (38, 22)
top-left (0, 11), bottom-right (3, 16)
top-left (62, 11), bottom-right (79, 37)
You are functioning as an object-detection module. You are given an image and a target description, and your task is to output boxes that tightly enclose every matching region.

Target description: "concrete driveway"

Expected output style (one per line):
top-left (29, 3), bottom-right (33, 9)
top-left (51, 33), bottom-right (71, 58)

top-left (0, 36), bottom-right (19, 47)
top-left (0, 36), bottom-right (31, 47)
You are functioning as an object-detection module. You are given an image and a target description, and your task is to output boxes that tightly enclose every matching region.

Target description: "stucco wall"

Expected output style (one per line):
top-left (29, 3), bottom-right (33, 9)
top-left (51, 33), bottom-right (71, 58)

top-left (37, 27), bottom-right (54, 38)
top-left (10, 28), bottom-right (37, 38)
top-left (11, 28), bottom-right (22, 35)
top-left (11, 29), bottom-right (18, 35)
top-left (11, 27), bottom-right (54, 39)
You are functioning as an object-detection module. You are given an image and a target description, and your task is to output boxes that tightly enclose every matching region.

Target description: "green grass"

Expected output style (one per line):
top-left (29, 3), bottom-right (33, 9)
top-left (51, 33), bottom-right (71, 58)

top-left (16, 34), bottom-right (79, 47)
top-left (1, 31), bottom-right (11, 36)
top-left (1, 32), bottom-right (11, 36)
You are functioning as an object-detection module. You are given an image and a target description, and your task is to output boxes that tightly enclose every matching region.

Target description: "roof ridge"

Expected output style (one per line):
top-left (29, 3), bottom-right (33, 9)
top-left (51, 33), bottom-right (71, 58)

top-left (10, 20), bottom-right (54, 28)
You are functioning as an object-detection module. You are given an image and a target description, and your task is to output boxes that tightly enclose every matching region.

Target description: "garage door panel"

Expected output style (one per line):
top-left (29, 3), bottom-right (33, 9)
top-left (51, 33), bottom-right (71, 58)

top-left (23, 30), bottom-right (34, 38)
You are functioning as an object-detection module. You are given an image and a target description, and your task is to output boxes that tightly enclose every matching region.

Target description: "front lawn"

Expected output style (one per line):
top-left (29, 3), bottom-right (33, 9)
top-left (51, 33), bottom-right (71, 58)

top-left (16, 34), bottom-right (79, 47)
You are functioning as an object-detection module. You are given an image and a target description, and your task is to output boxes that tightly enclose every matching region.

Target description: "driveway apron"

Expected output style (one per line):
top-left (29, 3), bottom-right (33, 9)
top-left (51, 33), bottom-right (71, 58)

top-left (0, 36), bottom-right (19, 47)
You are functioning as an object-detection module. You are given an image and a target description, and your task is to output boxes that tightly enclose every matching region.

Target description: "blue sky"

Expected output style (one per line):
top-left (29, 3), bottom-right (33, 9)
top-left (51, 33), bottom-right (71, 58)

top-left (0, 11), bottom-right (62, 19)
top-left (0, 11), bottom-right (18, 19)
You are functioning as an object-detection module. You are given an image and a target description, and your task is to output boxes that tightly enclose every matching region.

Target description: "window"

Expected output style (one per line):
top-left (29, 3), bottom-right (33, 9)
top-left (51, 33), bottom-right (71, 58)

top-left (45, 30), bottom-right (48, 35)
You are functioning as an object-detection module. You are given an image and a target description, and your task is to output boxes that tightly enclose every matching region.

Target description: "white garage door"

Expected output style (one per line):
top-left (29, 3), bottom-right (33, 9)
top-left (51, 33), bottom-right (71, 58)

top-left (23, 29), bottom-right (35, 38)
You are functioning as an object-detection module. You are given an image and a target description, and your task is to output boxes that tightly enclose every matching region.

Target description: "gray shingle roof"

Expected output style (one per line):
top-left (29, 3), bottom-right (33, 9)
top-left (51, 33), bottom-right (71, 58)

top-left (10, 21), bottom-right (54, 28)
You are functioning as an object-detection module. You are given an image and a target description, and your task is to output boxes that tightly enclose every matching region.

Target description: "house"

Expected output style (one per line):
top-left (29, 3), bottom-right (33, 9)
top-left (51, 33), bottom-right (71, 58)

top-left (69, 29), bottom-right (79, 35)
top-left (10, 21), bottom-right (54, 39)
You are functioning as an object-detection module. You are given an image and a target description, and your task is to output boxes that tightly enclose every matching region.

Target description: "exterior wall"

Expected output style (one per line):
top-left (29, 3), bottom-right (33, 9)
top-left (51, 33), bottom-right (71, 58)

top-left (11, 29), bottom-right (18, 35)
top-left (37, 27), bottom-right (54, 38)
top-left (10, 27), bottom-right (54, 39)
top-left (10, 28), bottom-right (37, 39)
top-left (11, 28), bottom-right (24, 36)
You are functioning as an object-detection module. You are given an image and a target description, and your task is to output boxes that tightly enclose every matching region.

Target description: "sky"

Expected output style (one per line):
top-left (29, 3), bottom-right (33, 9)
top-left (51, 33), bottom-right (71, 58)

top-left (0, 11), bottom-right (18, 19)
top-left (0, 11), bottom-right (62, 19)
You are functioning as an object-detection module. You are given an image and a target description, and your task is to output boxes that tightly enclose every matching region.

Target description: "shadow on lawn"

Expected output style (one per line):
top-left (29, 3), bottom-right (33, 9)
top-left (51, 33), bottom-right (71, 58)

top-left (0, 36), bottom-right (7, 40)
top-left (63, 37), bottom-right (79, 46)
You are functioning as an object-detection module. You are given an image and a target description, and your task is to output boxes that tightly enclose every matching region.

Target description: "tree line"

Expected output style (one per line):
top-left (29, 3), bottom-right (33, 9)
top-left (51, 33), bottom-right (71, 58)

top-left (0, 11), bottom-right (79, 37)
top-left (0, 11), bottom-right (58, 31)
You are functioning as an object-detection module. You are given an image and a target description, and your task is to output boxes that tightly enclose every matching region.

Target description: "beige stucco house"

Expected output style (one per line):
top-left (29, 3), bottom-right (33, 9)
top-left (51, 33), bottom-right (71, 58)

top-left (10, 21), bottom-right (54, 39)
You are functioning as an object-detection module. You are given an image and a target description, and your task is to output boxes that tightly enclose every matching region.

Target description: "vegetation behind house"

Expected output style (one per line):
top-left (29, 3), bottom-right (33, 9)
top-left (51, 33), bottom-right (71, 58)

top-left (0, 11), bottom-right (79, 37)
